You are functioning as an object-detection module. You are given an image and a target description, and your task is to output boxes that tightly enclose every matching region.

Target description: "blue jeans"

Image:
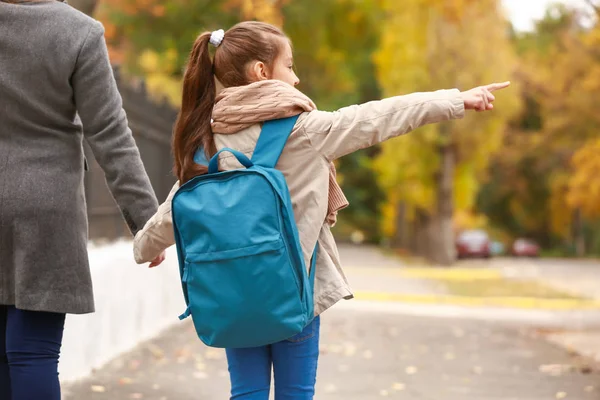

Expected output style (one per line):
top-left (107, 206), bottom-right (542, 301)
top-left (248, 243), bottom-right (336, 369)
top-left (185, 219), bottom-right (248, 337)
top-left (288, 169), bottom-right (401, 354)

top-left (226, 316), bottom-right (320, 400)
top-left (0, 305), bottom-right (66, 400)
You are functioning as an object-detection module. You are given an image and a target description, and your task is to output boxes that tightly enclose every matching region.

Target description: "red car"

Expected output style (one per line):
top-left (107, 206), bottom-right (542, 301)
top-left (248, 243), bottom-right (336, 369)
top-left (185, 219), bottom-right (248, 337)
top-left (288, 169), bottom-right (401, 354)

top-left (511, 239), bottom-right (540, 257)
top-left (456, 230), bottom-right (491, 259)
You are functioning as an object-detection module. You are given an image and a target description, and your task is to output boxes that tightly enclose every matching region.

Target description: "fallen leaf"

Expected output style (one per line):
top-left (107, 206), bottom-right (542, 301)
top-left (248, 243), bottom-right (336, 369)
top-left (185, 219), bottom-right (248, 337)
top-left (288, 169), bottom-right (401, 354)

top-left (540, 364), bottom-right (573, 377)
top-left (579, 365), bottom-right (593, 374)
top-left (324, 384), bottom-right (337, 394)
top-left (391, 382), bottom-right (405, 391)
top-left (195, 362), bottom-right (206, 371)
top-left (556, 392), bottom-right (567, 399)
top-left (194, 372), bottom-right (208, 380)
top-left (379, 389), bottom-right (389, 396)
top-left (343, 343), bottom-right (357, 357)
top-left (328, 344), bottom-right (343, 354)
top-left (405, 366), bottom-right (418, 375)
top-left (146, 344), bottom-right (165, 359)
top-left (91, 385), bottom-right (106, 393)
top-left (129, 360), bottom-right (141, 371)
top-left (119, 377), bottom-right (133, 385)
top-left (205, 348), bottom-right (223, 360)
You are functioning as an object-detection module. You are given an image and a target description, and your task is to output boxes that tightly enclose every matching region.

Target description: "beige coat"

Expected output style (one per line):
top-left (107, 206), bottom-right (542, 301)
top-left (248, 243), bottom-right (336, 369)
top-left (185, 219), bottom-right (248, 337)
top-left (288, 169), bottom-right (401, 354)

top-left (133, 89), bottom-right (465, 315)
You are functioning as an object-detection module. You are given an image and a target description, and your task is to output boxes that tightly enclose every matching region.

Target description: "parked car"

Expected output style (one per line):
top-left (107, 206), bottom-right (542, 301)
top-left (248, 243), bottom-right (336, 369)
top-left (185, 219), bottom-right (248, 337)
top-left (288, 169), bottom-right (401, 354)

top-left (511, 238), bottom-right (540, 257)
top-left (456, 229), bottom-right (491, 259)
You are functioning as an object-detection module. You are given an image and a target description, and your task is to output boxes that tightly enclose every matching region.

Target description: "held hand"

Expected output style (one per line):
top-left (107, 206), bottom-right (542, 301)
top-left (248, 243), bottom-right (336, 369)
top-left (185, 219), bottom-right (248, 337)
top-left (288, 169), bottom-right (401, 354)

top-left (461, 81), bottom-right (510, 112)
top-left (149, 251), bottom-right (166, 268)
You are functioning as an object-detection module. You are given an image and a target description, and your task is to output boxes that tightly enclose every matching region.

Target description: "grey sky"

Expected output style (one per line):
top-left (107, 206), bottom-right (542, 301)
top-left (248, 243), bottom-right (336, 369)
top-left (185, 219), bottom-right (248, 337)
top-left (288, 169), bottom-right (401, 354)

top-left (502, 0), bottom-right (588, 31)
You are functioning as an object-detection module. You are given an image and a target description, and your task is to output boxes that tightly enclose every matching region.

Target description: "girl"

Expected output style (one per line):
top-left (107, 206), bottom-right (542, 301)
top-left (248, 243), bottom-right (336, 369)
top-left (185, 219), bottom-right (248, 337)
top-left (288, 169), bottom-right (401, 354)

top-left (134, 21), bottom-right (509, 399)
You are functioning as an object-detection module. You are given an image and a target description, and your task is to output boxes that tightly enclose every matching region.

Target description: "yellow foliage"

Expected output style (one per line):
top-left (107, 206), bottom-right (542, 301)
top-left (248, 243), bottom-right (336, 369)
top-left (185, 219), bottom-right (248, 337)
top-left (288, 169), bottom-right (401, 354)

top-left (567, 139), bottom-right (600, 219)
top-left (373, 0), bottom-right (521, 238)
top-left (137, 49), bottom-right (183, 106)
top-left (224, 0), bottom-right (290, 26)
top-left (549, 173), bottom-right (572, 237)
top-left (453, 209), bottom-right (488, 231)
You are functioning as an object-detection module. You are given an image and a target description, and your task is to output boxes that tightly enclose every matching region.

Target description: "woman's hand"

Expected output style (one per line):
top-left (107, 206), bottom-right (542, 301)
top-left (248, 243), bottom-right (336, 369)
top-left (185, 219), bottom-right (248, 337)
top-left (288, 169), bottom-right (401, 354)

top-left (149, 251), bottom-right (166, 268)
top-left (461, 81), bottom-right (510, 112)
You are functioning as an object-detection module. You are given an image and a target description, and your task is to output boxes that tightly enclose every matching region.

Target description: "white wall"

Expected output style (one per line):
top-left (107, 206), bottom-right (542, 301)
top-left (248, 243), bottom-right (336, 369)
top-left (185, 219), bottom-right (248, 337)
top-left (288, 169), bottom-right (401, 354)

top-left (59, 241), bottom-right (184, 383)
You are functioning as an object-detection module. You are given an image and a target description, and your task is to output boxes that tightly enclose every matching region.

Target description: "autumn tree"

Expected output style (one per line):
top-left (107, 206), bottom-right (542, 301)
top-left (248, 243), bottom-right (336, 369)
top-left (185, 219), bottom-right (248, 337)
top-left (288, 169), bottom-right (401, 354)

top-left (373, 0), bottom-right (520, 264)
top-left (480, 3), bottom-right (600, 256)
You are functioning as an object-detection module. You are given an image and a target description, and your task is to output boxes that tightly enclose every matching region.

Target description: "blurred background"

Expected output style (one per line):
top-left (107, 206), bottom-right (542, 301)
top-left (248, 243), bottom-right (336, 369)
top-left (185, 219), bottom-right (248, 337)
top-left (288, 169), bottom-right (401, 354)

top-left (75, 0), bottom-right (600, 265)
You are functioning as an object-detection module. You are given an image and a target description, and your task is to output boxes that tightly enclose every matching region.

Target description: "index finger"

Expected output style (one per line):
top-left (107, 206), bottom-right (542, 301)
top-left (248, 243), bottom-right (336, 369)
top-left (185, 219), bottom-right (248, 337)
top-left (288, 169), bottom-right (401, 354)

top-left (485, 81), bottom-right (511, 92)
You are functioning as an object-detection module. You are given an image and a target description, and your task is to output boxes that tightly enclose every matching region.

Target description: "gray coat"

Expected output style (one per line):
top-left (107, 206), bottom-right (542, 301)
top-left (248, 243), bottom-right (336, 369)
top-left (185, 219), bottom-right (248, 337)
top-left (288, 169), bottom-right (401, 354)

top-left (0, 1), bottom-right (159, 314)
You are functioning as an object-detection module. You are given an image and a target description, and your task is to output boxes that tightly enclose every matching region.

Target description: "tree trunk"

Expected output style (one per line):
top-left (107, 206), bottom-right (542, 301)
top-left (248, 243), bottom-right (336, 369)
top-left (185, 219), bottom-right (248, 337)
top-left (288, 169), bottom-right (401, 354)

top-left (429, 140), bottom-right (456, 265)
top-left (392, 201), bottom-right (408, 249)
top-left (573, 208), bottom-right (586, 257)
top-left (67, 0), bottom-right (98, 16)
top-left (414, 209), bottom-right (431, 258)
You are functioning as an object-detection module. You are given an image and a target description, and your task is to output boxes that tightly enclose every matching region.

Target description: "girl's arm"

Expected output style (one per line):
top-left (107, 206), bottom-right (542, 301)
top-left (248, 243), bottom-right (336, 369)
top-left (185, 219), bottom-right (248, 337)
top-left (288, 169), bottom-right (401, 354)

top-left (133, 182), bottom-right (180, 264)
top-left (299, 83), bottom-right (507, 161)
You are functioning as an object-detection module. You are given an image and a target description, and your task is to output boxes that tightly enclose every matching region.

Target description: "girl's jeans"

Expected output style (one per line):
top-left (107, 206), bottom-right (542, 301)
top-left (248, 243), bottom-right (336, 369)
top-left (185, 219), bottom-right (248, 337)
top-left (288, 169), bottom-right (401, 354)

top-left (226, 316), bottom-right (320, 400)
top-left (0, 305), bottom-right (66, 400)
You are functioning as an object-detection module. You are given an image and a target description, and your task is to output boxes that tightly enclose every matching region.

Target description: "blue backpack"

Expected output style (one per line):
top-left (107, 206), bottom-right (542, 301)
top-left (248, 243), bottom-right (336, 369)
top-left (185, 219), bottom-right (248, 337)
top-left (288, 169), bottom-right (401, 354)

top-left (172, 116), bottom-right (317, 349)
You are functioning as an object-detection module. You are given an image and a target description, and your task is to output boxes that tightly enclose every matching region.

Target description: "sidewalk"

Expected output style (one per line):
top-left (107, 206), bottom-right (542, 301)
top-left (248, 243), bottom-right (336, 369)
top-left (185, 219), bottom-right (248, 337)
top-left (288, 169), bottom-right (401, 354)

top-left (61, 244), bottom-right (600, 399)
top-left (63, 308), bottom-right (600, 400)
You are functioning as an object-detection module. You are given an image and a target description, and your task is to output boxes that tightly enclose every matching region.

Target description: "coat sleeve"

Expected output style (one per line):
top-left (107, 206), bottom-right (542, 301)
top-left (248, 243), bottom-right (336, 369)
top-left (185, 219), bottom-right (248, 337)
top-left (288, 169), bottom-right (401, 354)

top-left (133, 182), bottom-right (179, 264)
top-left (72, 21), bottom-right (158, 235)
top-left (299, 90), bottom-right (465, 161)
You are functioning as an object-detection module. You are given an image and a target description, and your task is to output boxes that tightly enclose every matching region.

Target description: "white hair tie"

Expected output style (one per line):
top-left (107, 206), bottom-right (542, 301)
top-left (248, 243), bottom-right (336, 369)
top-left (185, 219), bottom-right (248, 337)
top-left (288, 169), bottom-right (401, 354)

top-left (209, 29), bottom-right (225, 48)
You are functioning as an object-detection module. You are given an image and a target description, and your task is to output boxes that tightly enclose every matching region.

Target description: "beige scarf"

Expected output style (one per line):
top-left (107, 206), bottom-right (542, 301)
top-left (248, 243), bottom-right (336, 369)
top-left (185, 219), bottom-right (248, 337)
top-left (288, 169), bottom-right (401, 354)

top-left (211, 80), bottom-right (349, 225)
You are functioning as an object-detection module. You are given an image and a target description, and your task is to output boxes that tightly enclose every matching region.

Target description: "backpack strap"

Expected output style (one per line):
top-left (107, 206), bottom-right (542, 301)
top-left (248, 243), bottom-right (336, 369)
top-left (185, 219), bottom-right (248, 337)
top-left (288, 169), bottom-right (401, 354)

top-left (251, 115), bottom-right (300, 168)
top-left (193, 147), bottom-right (209, 166)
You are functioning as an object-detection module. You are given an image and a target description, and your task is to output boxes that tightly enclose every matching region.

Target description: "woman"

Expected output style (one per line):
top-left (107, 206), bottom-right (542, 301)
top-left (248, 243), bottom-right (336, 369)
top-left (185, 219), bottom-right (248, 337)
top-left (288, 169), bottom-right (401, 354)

top-left (0, 1), bottom-right (165, 399)
top-left (134, 21), bottom-right (508, 399)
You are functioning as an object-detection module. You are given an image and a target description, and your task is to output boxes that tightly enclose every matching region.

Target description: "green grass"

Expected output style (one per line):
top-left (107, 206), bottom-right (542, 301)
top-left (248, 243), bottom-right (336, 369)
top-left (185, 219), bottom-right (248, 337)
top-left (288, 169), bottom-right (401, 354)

top-left (441, 278), bottom-right (583, 300)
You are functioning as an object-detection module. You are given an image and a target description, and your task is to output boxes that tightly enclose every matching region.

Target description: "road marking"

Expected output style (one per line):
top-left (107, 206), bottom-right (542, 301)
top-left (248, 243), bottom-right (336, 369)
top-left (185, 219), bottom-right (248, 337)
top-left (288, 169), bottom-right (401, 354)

top-left (353, 291), bottom-right (600, 310)
top-left (344, 267), bottom-right (503, 281)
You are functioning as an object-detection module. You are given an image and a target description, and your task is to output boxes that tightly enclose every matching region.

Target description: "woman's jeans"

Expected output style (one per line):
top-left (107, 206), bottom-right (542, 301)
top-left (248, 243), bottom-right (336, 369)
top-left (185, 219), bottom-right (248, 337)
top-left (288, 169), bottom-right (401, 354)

top-left (226, 316), bottom-right (320, 400)
top-left (0, 305), bottom-right (66, 400)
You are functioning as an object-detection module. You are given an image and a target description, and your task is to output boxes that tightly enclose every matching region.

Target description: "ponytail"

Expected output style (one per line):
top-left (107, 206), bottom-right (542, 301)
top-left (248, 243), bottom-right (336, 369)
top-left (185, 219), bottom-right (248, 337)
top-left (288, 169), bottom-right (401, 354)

top-left (173, 22), bottom-right (289, 183)
top-left (172, 32), bottom-right (217, 183)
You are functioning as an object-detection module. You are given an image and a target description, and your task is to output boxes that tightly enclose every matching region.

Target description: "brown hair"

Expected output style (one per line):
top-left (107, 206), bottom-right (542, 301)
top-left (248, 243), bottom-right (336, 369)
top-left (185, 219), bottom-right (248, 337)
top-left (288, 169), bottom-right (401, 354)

top-left (0, 0), bottom-right (58, 2)
top-left (172, 21), bottom-right (288, 183)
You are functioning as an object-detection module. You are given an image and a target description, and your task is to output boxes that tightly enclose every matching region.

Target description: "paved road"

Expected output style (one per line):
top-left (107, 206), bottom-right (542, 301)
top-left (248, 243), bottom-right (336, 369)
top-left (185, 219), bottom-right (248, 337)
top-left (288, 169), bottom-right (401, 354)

top-left (489, 257), bottom-right (600, 300)
top-left (63, 307), bottom-right (600, 400)
top-left (62, 246), bottom-right (600, 399)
